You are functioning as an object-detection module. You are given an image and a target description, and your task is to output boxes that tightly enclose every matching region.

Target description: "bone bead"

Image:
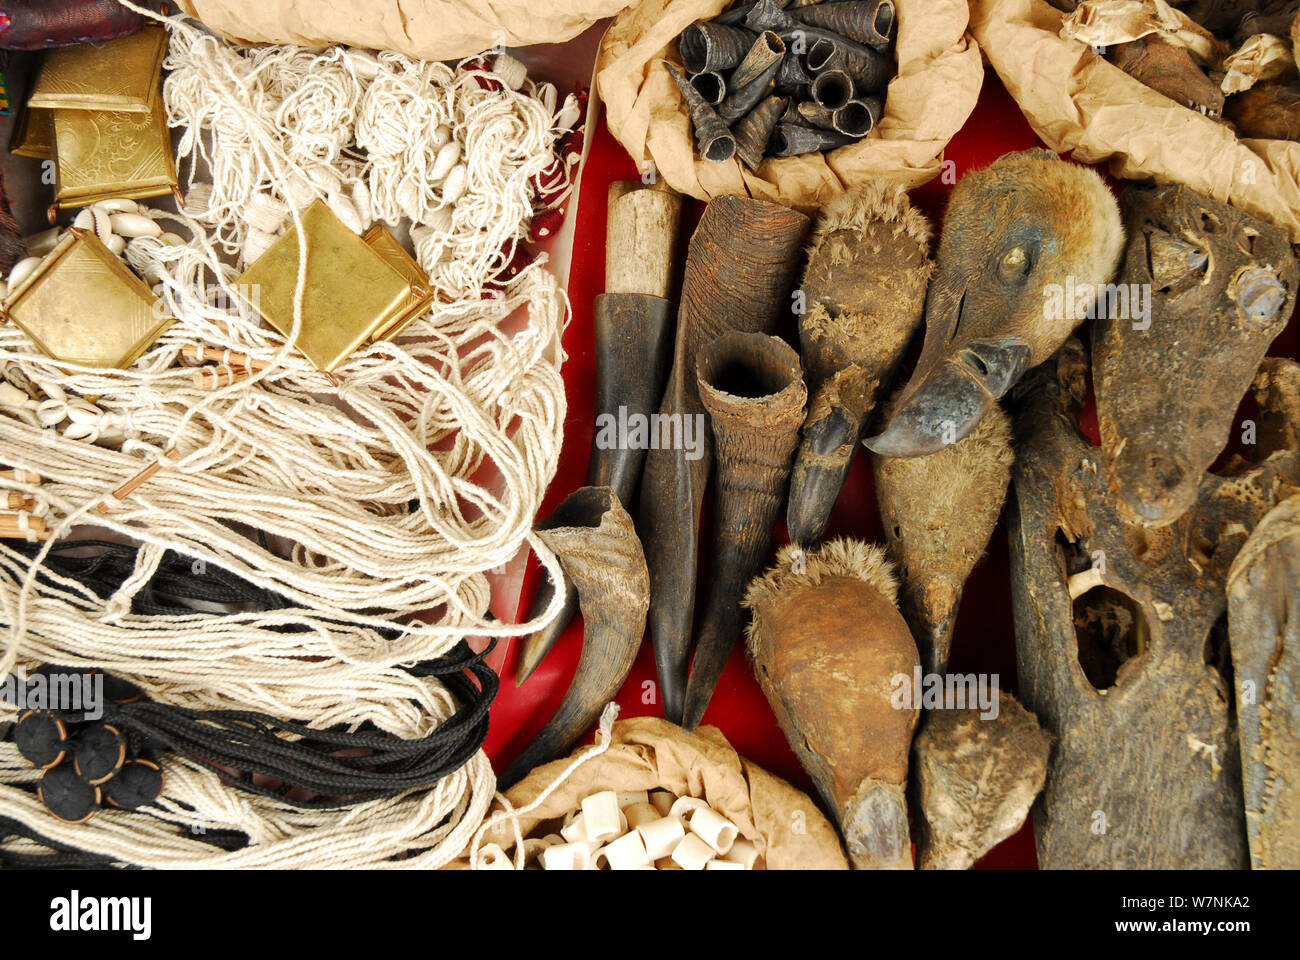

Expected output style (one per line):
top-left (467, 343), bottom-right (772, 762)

top-left (159, 233), bottom-right (188, 247)
top-left (723, 838), bottom-right (760, 869)
top-left (281, 174), bottom-right (317, 208)
top-left (519, 837), bottom-right (554, 864)
top-left (94, 198), bottom-right (139, 214)
top-left (581, 790), bottom-right (625, 843)
top-left (0, 281), bottom-right (6, 301)
top-left (649, 790), bottom-right (675, 817)
top-left (560, 810), bottom-right (588, 843)
top-left (671, 832), bottom-right (716, 870)
top-left (109, 213), bottom-right (162, 238)
top-left (670, 796), bottom-right (710, 823)
top-left (8, 257), bottom-right (42, 291)
top-left (599, 829), bottom-right (652, 870)
top-left (431, 141), bottom-right (462, 183)
top-left (304, 165), bottom-right (342, 194)
top-left (689, 807), bottom-right (738, 855)
top-left (541, 840), bottom-right (596, 870)
top-left (617, 790), bottom-right (650, 809)
top-left (622, 801), bottom-right (660, 830)
top-left (705, 859), bottom-right (746, 870)
top-left (477, 843), bottom-right (514, 870)
top-left (638, 815), bottom-right (686, 860)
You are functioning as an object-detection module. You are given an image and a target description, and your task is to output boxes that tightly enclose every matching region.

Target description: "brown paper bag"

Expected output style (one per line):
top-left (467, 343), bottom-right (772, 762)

top-left (456, 716), bottom-right (849, 869)
top-left (176, 0), bottom-right (635, 60)
top-left (970, 0), bottom-right (1300, 241)
top-left (595, 0), bottom-right (983, 210)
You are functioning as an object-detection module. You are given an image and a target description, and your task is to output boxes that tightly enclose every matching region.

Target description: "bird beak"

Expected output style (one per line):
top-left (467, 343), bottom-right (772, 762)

top-left (865, 339), bottom-right (1030, 458)
top-left (787, 402), bottom-right (862, 547)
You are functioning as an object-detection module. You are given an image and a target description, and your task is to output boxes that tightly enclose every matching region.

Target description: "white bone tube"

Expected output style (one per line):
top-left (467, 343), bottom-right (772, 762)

top-left (671, 833), bottom-right (715, 870)
top-left (705, 859), bottom-right (746, 870)
top-left (478, 843), bottom-right (514, 870)
top-left (689, 808), bottom-right (738, 855)
top-left (542, 840), bottom-right (597, 871)
top-left (638, 815), bottom-right (686, 860)
top-left (623, 802), bottom-right (661, 830)
top-left (560, 811), bottom-right (587, 843)
top-left (649, 790), bottom-right (675, 817)
top-left (581, 790), bottom-right (625, 843)
top-left (617, 789), bottom-right (650, 808)
top-left (723, 838), bottom-right (760, 869)
top-left (669, 796), bottom-right (710, 822)
top-left (600, 830), bottom-right (652, 870)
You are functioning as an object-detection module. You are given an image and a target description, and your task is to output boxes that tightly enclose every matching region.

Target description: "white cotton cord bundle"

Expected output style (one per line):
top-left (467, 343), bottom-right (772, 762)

top-left (0, 2), bottom-right (577, 867)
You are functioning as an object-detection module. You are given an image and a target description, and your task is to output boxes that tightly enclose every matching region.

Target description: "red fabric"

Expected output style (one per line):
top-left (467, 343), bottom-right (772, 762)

top-left (486, 68), bottom-right (1300, 870)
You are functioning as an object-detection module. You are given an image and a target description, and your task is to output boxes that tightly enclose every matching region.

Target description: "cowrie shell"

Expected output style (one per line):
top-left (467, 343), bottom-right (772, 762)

top-left (159, 233), bottom-right (188, 247)
top-left (350, 180), bottom-right (373, 228)
top-left (431, 123), bottom-right (451, 150)
top-left (430, 141), bottom-right (461, 183)
top-left (36, 400), bottom-right (67, 426)
top-left (327, 194), bottom-right (364, 234)
top-left (7, 257), bottom-right (42, 290)
top-left (110, 213), bottom-right (163, 238)
top-left (105, 234), bottom-right (127, 255)
top-left (94, 198), bottom-right (140, 215)
top-left (66, 401), bottom-right (101, 425)
top-left (441, 164), bottom-right (468, 205)
top-left (63, 422), bottom-right (99, 442)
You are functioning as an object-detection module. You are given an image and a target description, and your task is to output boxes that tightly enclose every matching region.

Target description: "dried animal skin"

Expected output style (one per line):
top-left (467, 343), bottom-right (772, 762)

top-left (745, 539), bottom-right (919, 868)
top-left (1226, 81), bottom-right (1300, 139)
top-left (1227, 489), bottom-right (1300, 869)
top-left (911, 693), bottom-right (1052, 870)
top-left (1008, 340), bottom-right (1300, 868)
top-left (1108, 36), bottom-right (1225, 117)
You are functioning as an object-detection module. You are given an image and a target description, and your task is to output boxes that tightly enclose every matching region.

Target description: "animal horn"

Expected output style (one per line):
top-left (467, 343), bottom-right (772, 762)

top-left (497, 486), bottom-right (648, 789)
top-left (732, 30), bottom-right (786, 90)
top-left (797, 100), bottom-right (837, 129)
top-left (797, 0), bottom-right (897, 49)
top-left (718, 56), bottom-right (784, 122)
top-left (666, 63), bottom-right (737, 162)
top-left (639, 196), bottom-right (809, 723)
top-left (743, 0), bottom-right (798, 32)
top-left (811, 69), bottom-right (854, 110)
top-left (677, 21), bottom-right (756, 74)
top-left (516, 182), bottom-right (679, 684)
top-left (912, 693), bottom-right (1052, 869)
top-left (744, 539), bottom-right (919, 868)
top-left (786, 181), bottom-right (931, 547)
top-left (733, 95), bottom-right (788, 170)
top-left (681, 332), bottom-right (807, 731)
top-left (873, 402), bottom-right (1013, 673)
top-left (806, 35), bottom-right (890, 92)
top-left (775, 52), bottom-right (812, 93)
top-left (769, 122), bottom-right (856, 156)
top-left (691, 70), bottom-right (727, 106)
top-left (833, 96), bottom-right (881, 136)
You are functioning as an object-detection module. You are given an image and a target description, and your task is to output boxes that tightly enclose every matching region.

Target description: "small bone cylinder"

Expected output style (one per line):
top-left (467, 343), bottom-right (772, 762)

top-left (671, 832), bottom-right (716, 870)
top-left (649, 790), bottom-right (675, 816)
top-left (723, 838), bottom-right (760, 869)
top-left (600, 830), bottom-right (652, 870)
top-left (669, 796), bottom-right (710, 822)
top-left (541, 841), bottom-right (595, 870)
top-left (560, 811), bottom-right (588, 843)
top-left (478, 843), bottom-right (514, 870)
top-left (623, 802), bottom-right (661, 830)
top-left (705, 859), bottom-right (747, 870)
top-left (689, 808), bottom-right (738, 855)
top-left (581, 790), bottom-right (625, 843)
top-left (638, 815), bottom-right (686, 860)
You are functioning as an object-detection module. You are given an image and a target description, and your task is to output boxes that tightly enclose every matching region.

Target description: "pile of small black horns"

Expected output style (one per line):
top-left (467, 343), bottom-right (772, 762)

top-left (668, 0), bottom-right (896, 168)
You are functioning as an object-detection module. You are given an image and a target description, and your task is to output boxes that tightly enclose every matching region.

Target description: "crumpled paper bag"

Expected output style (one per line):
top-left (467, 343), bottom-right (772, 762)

top-left (456, 716), bottom-right (849, 869)
top-left (175, 0), bottom-right (634, 60)
top-left (971, 0), bottom-right (1300, 241)
top-left (595, 0), bottom-right (983, 211)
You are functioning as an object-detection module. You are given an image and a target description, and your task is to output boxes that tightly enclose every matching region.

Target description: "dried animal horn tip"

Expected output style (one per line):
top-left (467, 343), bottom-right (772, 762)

top-left (769, 122), bottom-right (857, 157)
top-left (732, 30), bottom-right (786, 89)
top-left (833, 96), bottom-right (881, 136)
top-left (690, 70), bottom-right (727, 106)
top-left (744, 0), bottom-right (798, 32)
top-left (733, 95), bottom-right (788, 170)
top-left (797, 0), bottom-right (897, 49)
top-left (718, 56), bottom-right (784, 123)
top-left (805, 35), bottom-right (890, 92)
top-left (811, 69), bottom-right (854, 110)
top-left (666, 63), bottom-right (738, 162)
top-left (678, 20), bottom-right (756, 74)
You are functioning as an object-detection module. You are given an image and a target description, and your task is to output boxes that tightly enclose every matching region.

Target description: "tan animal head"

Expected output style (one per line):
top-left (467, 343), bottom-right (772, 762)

top-left (866, 149), bottom-right (1123, 458)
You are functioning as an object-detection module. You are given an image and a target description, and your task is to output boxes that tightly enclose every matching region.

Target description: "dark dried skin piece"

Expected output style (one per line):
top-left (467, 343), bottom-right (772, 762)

top-left (681, 332), bottom-right (807, 731)
top-left (639, 197), bottom-right (809, 723)
top-left (866, 149), bottom-right (1123, 459)
top-left (911, 693), bottom-right (1052, 870)
top-left (1008, 339), bottom-right (1300, 868)
top-left (1095, 182), bottom-right (1297, 528)
top-left (1236, 3), bottom-right (1300, 43)
top-left (0, 0), bottom-right (143, 50)
top-left (1226, 82), bottom-right (1300, 140)
top-left (787, 181), bottom-right (932, 547)
top-left (1227, 485), bottom-right (1300, 869)
top-left (0, 173), bottom-right (25, 277)
top-left (498, 487), bottom-right (649, 789)
top-left (745, 539), bottom-right (919, 869)
top-left (1181, 0), bottom-right (1261, 35)
top-left (1108, 37), bottom-right (1225, 118)
top-left (874, 403), bottom-right (1013, 673)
